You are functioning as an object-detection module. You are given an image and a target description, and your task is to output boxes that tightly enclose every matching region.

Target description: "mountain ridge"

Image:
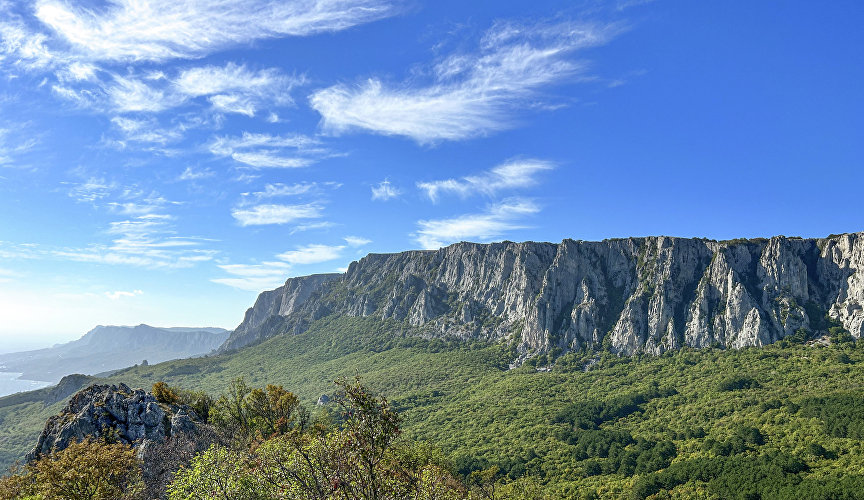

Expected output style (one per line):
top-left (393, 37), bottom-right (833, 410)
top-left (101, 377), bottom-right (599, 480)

top-left (0, 325), bottom-right (230, 383)
top-left (222, 233), bottom-right (864, 361)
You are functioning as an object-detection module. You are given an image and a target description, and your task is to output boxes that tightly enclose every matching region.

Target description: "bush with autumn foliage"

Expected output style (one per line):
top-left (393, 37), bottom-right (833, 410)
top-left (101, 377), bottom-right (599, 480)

top-left (168, 377), bottom-right (469, 499)
top-left (0, 438), bottom-right (143, 499)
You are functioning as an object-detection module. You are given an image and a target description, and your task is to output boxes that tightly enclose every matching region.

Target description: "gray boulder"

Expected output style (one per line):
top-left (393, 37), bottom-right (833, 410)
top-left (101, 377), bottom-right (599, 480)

top-left (28, 383), bottom-right (200, 461)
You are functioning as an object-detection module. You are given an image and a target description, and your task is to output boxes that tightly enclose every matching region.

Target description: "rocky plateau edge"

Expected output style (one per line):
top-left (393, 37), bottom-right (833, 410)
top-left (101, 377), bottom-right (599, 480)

top-left (221, 233), bottom-right (864, 363)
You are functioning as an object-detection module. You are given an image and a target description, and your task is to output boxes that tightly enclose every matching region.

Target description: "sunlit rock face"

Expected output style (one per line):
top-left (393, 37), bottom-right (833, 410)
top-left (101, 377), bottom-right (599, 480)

top-left (221, 233), bottom-right (864, 363)
top-left (28, 383), bottom-right (202, 461)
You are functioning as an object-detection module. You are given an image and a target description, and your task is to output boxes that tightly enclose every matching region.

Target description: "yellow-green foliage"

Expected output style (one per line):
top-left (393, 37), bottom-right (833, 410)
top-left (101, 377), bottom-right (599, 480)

top-left (0, 438), bottom-right (142, 500)
top-left (169, 378), bottom-right (467, 500)
top-left (209, 378), bottom-right (305, 445)
top-left (152, 381), bottom-right (180, 405)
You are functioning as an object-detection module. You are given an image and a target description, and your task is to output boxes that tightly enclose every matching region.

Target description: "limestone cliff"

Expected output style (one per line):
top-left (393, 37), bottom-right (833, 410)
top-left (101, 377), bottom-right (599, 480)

top-left (221, 273), bottom-right (341, 351)
top-left (221, 233), bottom-right (864, 361)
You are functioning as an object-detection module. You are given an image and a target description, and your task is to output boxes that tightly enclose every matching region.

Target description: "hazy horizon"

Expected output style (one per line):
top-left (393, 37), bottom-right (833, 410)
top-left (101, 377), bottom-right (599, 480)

top-left (0, 322), bottom-right (235, 354)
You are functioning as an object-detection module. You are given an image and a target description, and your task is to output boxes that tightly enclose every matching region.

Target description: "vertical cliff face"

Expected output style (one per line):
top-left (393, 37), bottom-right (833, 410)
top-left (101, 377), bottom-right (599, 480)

top-left (220, 234), bottom-right (864, 361)
top-left (221, 273), bottom-right (342, 351)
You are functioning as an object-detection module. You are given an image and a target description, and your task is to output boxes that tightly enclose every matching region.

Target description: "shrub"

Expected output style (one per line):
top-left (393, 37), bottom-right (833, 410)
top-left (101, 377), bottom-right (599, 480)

top-left (210, 378), bottom-right (307, 444)
top-left (830, 327), bottom-right (855, 345)
top-left (169, 378), bottom-right (466, 500)
top-left (717, 375), bottom-right (760, 392)
top-left (152, 381), bottom-right (180, 405)
top-left (0, 438), bottom-right (143, 499)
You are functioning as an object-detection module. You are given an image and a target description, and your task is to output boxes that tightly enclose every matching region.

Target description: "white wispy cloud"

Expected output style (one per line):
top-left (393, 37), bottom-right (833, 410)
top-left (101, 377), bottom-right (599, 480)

top-left (178, 166), bottom-right (214, 181)
top-left (174, 63), bottom-right (300, 117)
top-left (231, 151), bottom-right (313, 169)
top-left (231, 203), bottom-right (323, 226)
top-left (59, 61), bottom-right (98, 82)
top-left (218, 262), bottom-right (291, 278)
top-left (0, 242), bottom-right (40, 260)
top-left (50, 83), bottom-right (99, 107)
top-left (68, 177), bottom-right (116, 202)
top-left (33, 0), bottom-right (397, 63)
top-left (208, 94), bottom-right (255, 116)
top-left (310, 19), bottom-right (623, 143)
top-left (68, 178), bottom-right (174, 216)
top-left (110, 116), bottom-right (183, 145)
top-left (0, 17), bottom-right (57, 71)
top-left (344, 235), bottom-right (371, 247)
top-left (209, 132), bottom-right (326, 169)
top-left (243, 182), bottom-right (317, 200)
top-left (0, 127), bottom-right (38, 166)
top-left (172, 63), bottom-right (300, 116)
top-left (107, 75), bottom-right (182, 112)
top-left (212, 242), bottom-right (347, 290)
top-left (106, 192), bottom-right (172, 216)
top-left (418, 158), bottom-right (553, 202)
top-left (277, 244), bottom-right (344, 265)
top-left (371, 179), bottom-right (401, 201)
top-left (54, 214), bottom-right (217, 268)
top-left (209, 133), bottom-right (321, 155)
top-left (60, 181), bottom-right (214, 268)
top-left (290, 221), bottom-right (338, 234)
top-left (47, 61), bottom-right (299, 122)
top-left (105, 289), bottom-right (143, 300)
top-left (175, 63), bottom-right (293, 96)
top-left (210, 276), bottom-right (284, 292)
top-left (211, 261), bottom-right (292, 291)
top-left (413, 198), bottom-right (540, 249)
top-left (234, 182), bottom-right (340, 225)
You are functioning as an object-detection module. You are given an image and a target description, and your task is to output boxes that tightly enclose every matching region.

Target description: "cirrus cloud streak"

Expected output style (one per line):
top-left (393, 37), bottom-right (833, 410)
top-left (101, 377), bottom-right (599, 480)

top-left (33, 0), bottom-right (398, 63)
top-left (413, 198), bottom-right (540, 250)
top-left (418, 158), bottom-right (553, 202)
top-left (231, 203), bottom-right (323, 226)
top-left (310, 19), bottom-right (624, 143)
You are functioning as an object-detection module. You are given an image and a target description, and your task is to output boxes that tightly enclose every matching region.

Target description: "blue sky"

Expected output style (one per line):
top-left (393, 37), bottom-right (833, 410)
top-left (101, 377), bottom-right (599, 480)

top-left (0, 0), bottom-right (861, 350)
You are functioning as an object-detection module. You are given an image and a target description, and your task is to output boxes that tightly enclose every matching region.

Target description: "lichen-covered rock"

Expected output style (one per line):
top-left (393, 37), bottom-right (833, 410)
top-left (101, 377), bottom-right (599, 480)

top-left (28, 383), bottom-right (200, 461)
top-left (220, 233), bottom-right (864, 363)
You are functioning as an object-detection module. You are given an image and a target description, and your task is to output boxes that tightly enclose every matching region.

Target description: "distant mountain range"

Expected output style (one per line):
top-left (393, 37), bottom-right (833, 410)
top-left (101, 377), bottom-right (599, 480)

top-left (0, 325), bottom-right (229, 383)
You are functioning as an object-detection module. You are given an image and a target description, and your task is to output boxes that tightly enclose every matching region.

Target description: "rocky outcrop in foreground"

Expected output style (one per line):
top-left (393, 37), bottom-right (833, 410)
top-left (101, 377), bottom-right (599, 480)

top-left (28, 384), bottom-right (199, 460)
top-left (221, 233), bottom-right (864, 362)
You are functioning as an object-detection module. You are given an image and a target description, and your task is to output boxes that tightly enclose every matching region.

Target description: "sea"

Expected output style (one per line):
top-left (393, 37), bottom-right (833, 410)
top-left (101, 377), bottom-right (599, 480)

top-left (0, 372), bottom-right (51, 398)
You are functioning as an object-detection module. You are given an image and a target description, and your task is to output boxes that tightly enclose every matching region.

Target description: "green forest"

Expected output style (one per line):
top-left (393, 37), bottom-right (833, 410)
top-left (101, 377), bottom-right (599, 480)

top-left (3, 315), bottom-right (864, 498)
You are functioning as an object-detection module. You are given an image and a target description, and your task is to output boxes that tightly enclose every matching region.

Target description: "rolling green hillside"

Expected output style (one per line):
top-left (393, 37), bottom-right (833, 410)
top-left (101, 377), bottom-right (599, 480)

top-left (3, 316), bottom-right (864, 498)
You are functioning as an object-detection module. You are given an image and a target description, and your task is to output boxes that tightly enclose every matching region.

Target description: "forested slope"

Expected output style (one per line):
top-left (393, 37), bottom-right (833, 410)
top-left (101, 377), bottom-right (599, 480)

top-left (4, 315), bottom-right (864, 498)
